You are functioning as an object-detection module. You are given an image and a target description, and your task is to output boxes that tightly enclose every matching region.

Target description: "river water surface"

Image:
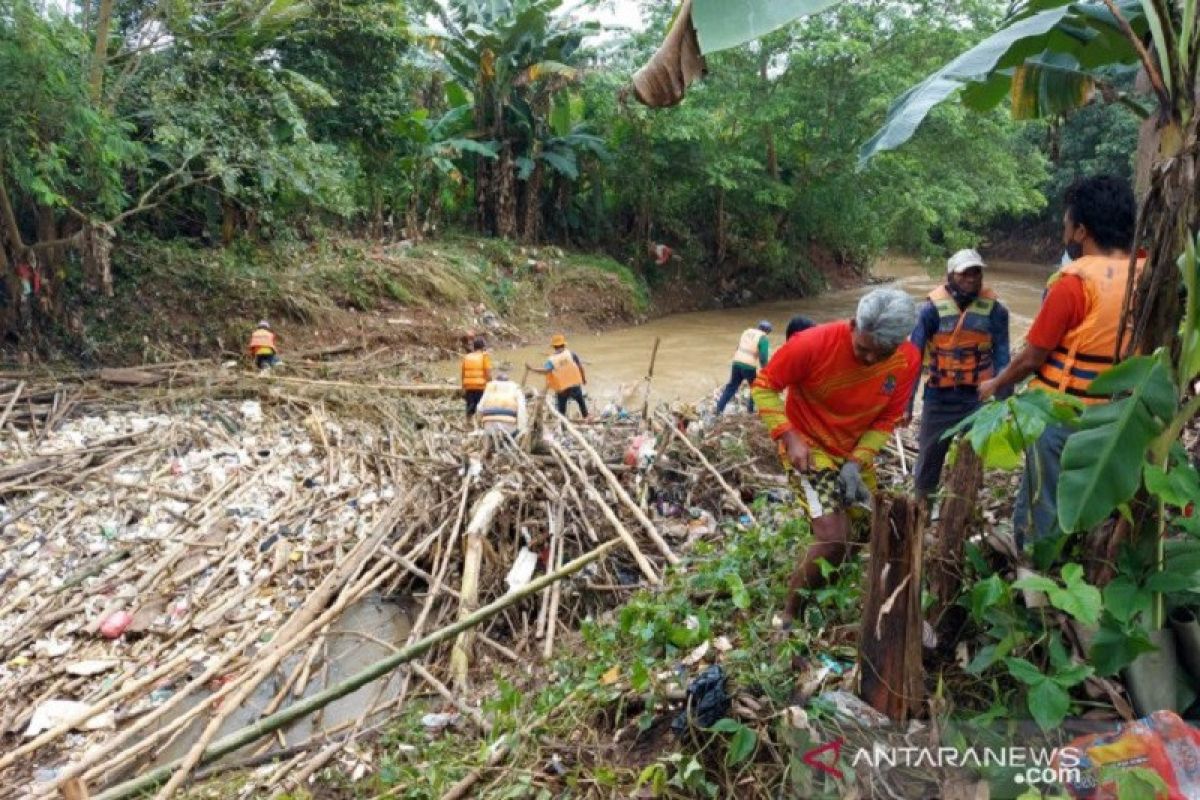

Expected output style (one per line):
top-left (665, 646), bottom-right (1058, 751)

top-left (440, 257), bottom-right (1054, 407)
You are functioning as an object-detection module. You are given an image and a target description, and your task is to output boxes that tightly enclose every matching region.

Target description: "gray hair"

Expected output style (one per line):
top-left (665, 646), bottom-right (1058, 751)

top-left (855, 288), bottom-right (917, 349)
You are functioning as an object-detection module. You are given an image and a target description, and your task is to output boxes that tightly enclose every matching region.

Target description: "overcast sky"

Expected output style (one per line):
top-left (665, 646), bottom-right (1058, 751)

top-left (570, 0), bottom-right (648, 32)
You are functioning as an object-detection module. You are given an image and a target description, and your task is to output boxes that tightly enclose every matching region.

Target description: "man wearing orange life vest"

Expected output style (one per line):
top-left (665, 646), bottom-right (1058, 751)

top-left (526, 334), bottom-right (589, 419)
top-left (979, 175), bottom-right (1141, 547)
top-left (751, 288), bottom-right (920, 624)
top-left (477, 370), bottom-right (527, 434)
top-left (247, 320), bottom-right (279, 371)
top-left (907, 249), bottom-right (1010, 500)
top-left (460, 337), bottom-right (493, 419)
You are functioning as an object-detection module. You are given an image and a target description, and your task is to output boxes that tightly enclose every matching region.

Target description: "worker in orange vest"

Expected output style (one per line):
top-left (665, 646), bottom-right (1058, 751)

top-left (979, 175), bottom-right (1142, 547)
top-left (247, 320), bottom-right (279, 371)
top-left (460, 337), bottom-right (493, 419)
top-left (526, 334), bottom-right (588, 419)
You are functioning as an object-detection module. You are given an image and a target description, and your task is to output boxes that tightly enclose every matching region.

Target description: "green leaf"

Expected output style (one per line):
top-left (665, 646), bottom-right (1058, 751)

top-left (727, 726), bottom-right (757, 765)
top-left (708, 718), bottom-right (743, 733)
top-left (1106, 766), bottom-right (1170, 800)
top-left (727, 574), bottom-right (751, 610)
top-left (1089, 618), bottom-right (1157, 676)
top-left (1053, 662), bottom-right (1093, 687)
top-left (1103, 576), bottom-right (1152, 624)
top-left (691, 0), bottom-right (842, 55)
top-left (1057, 357), bottom-right (1177, 532)
top-left (1005, 657), bottom-right (1045, 685)
top-left (1145, 462), bottom-right (1200, 509)
top-left (1048, 564), bottom-right (1102, 626)
top-left (968, 575), bottom-right (1007, 621)
top-left (1012, 574), bottom-right (1058, 593)
top-left (859, 6), bottom-right (1074, 165)
top-left (1028, 679), bottom-right (1070, 731)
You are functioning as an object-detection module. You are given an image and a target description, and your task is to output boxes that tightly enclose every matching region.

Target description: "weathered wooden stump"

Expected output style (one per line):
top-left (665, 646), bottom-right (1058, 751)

top-left (927, 439), bottom-right (983, 637)
top-left (859, 493), bottom-right (923, 722)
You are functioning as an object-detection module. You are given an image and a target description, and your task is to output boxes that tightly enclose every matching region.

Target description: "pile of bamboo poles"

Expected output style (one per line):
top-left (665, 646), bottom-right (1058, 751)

top-left (0, 368), bottom-right (777, 799)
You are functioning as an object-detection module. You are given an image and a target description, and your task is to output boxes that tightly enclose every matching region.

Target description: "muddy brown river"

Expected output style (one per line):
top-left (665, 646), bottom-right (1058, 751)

top-left (440, 257), bottom-right (1053, 407)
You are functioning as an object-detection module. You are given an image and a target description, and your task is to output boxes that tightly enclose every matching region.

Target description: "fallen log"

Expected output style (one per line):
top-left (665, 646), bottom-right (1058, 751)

top-left (90, 537), bottom-right (624, 800)
top-left (450, 488), bottom-right (508, 689)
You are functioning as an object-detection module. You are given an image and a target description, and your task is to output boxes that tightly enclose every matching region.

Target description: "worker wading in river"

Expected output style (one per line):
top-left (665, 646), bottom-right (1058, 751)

top-left (460, 337), bottom-right (493, 419)
top-left (752, 289), bottom-right (920, 626)
top-left (906, 249), bottom-right (1011, 504)
top-left (715, 320), bottom-right (773, 415)
top-left (526, 334), bottom-right (589, 419)
top-left (248, 320), bottom-right (280, 371)
top-left (476, 370), bottom-right (526, 435)
top-left (978, 175), bottom-right (1142, 548)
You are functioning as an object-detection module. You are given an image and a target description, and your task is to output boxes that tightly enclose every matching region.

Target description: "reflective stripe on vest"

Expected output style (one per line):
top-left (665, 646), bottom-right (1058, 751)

top-left (1031, 255), bottom-right (1144, 404)
top-left (461, 352), bottom-right (489, 391)
top-left (924, 286), bottom-right (997, 389)
top-left (732, 328), bottom-right (764, 368)
top-left (547, 350), bottom-right (583, 393)
top-left (479, 381), bottom-right (521, 425)
top-left (249, 329), bottom-right (276, 354)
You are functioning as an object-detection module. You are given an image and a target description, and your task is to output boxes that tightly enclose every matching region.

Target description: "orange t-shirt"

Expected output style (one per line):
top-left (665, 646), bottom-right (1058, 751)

top-left (1027, 274), bottom-right (1088, 351)
top-left (752, 320), bottom-right (920, 460)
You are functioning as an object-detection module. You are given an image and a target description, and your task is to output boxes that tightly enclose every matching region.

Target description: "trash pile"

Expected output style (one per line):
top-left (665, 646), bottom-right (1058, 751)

top-left (0, 373), bottom-right (785, 799)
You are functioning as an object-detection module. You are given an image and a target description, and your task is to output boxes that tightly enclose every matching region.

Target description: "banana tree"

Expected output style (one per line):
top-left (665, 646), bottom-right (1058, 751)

top-left (433, 0), bottom-right (597, 238)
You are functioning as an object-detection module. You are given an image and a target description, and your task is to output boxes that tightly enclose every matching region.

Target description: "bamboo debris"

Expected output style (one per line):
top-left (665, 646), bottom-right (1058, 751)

top-left (0, 366), bottom-right (777, 798)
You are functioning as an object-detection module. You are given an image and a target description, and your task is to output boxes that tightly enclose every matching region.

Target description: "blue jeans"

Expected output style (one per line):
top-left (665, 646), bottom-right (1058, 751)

top-left (1013, 422), bottom-right (1072, 548)
top-left (715, 364), bottom-right (757, 414)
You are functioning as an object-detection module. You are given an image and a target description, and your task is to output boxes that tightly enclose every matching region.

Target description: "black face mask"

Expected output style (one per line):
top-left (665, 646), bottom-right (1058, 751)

top-left (1065, 241), bottom-right (1084, 261)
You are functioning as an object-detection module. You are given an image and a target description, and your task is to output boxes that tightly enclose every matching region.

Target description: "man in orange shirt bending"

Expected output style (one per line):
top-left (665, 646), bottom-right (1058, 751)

top-left (752, 288), bottom-right (920, 624)
top-left (979, 175), bottom-right (1140, 547)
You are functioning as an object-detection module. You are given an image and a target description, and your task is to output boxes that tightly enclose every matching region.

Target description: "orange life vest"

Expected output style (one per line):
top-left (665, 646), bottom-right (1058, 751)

top-left (924, 286), bottom-right (998, 389)
top-left (732, 328), bottom-right (766, 368)
top-left (461, 351), bottom-right (490, 391)
top-left (546, 349), bottom-right (583, 392)
top-left (478, 380), bottom-right (522, 426)
top-left (1030, 254), bottom-right (1144, 404)
top-left (248, 328), bottom-right (276, 355)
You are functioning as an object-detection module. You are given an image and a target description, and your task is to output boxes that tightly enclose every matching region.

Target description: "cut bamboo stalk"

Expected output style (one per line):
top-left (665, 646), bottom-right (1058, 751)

top-left (91, 538), bottom-right (623, 800)
top-left (549, 405), bottom-right (679, 565)
top-left (547, 439), bottom-right (659, 584)
top-left (543, 503), bottom-right (566, 660)
top-left (449, 487), bottom-right (507, 689)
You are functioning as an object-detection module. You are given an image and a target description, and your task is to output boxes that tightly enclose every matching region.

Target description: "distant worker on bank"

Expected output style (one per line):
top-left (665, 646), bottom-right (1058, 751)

top-left (526, 334), bottom-right (589, 419)
top-left (248, 320), bottom-right (280, 371)
top-left (978, 175), bottom-right (1140, 547)
top-left (715, 320), bottom-right (773, 415)
top-left (460, 337), bottom-right (493, 419)
top-left (786, 315), bottom-right (816, 341)
top-left (752, 289), bottom-right (920, 625)
top-left (907, 249), bottom-right (1010, 502)
top-left (477, 370), bottom-right (526, 434)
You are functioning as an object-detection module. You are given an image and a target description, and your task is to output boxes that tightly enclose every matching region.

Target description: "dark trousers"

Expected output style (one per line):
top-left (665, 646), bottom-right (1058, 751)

top-left (255, 353), bottom-right (280, 370)
top-left (1014, 422), bottom-right (1071, 549)
top-left (914, 394), bottom-right (980, 497)
top-left (464, 389), bottom-right (484, 417)
top-left (556, 385), bottom-right (588, 418)
top-left (715, 363), bottom-right (758, 414)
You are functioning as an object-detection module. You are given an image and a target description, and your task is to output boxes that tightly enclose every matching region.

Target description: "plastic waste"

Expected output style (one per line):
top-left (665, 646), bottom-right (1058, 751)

top-left (1056, 710), bottom-right (1200, 799)
top-left (813, 690), bottom-right (890, 728)
top-left (420, 712), bottom-right (460, 734)
top-left (25, 700), bottom-right (115, 736)
top-left (671, 664), bottom-right (731, 736)
top-left (99, 611), bottom-right (133, 639)
top-left (504, 547), bottom-right (539, 593)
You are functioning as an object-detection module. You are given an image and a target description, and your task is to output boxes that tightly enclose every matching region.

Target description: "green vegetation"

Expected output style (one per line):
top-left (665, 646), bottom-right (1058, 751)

top-left (3, 0), bottom-right (1111, 353)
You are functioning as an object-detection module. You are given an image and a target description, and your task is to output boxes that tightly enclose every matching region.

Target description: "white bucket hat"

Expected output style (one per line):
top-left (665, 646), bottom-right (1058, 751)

top-left (947, 249), bottom-right (985, 274)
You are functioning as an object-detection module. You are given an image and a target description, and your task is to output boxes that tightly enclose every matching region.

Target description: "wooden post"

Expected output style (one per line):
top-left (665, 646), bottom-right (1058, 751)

top-left (639, 337), bottom-right (661, 424)
top-left (859, 493), bottom-right (923, 722)
top-left (450, 488), bottom-right (507, 689)
top-left (927, 439), bottom-right (982, 638)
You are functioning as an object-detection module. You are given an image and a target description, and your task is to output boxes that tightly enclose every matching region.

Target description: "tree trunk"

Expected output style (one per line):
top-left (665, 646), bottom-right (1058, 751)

top-left (87, 0), bottom-right (114, 102)
top-left (521, 161), bottom-right (544, 244)
top-left (474, 155), bottom-right (492, 235)
top-left (496, 144), bottom-right (518, 239)
top-left (927, 441), bottom-right (982, 641)
top-left (859, 493), bottom-right (924, 722)
top-left (221, 200), bottom-right (237, 246)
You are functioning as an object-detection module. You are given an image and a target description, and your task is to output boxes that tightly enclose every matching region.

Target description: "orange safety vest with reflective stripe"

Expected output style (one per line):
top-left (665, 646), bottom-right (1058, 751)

top-left (732, 328), bottom-right (765, 368)
top-left (461, 352), bottom-right (490, 391)
top-left (248, 328), bottom-right (276, 356)
top-left (1030, 255), bottom-right (1144, 404)
top-left (924, 286), bottom-right (997, 389)
top-left (478, 380), bottom-right (522, 426)
top-left (546, 349), bottom-right (583, 392)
